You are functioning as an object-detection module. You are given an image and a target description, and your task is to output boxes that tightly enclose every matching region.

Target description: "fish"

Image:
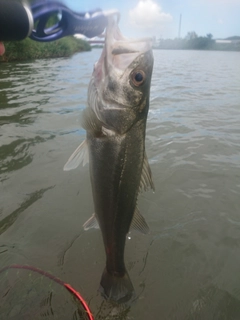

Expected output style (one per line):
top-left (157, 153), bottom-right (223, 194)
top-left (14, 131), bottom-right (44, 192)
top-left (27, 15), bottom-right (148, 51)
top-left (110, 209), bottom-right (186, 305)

top-left (64, 15), bottom-right (154, 303)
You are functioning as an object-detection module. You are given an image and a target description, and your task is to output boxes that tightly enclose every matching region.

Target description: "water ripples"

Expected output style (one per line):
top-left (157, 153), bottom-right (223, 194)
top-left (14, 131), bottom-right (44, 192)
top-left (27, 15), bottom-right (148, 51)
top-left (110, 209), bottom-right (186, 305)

top-left (1, 49), bottom-right (240, 319)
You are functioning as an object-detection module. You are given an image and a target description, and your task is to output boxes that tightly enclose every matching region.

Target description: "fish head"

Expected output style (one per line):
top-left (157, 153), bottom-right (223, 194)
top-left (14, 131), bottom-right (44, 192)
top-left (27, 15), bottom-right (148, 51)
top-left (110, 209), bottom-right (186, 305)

top-left (89, 16), bottom-right (154, 135)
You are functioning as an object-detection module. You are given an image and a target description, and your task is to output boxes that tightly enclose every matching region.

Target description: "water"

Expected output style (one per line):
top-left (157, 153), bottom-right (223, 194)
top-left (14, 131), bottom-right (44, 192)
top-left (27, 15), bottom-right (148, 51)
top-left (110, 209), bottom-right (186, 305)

top-left (1, 49), bottom-right (240, 319)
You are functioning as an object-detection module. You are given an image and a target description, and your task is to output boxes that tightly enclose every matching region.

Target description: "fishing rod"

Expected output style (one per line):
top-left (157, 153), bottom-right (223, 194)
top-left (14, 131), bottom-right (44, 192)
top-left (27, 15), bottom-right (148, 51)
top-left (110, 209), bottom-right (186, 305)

top-left (0, 0), bottom-right (119, 42)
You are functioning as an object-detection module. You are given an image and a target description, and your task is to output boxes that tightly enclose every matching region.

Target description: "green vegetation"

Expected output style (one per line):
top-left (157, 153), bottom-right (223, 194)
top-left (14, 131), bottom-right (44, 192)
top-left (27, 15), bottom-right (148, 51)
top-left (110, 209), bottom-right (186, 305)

top-left (0, 36), bottom-right (91, 62)
top-left (154, 32), bottom-right (240, 51)
top-left (1, 7), bottom-right (91, 62)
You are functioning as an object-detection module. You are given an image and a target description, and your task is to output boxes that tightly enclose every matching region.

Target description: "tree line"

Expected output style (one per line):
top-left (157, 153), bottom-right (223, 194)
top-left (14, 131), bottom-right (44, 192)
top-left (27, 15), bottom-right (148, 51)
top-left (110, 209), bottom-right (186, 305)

top-left (154, 32), bottom-right (240, 51)
top-left (0, 36), bottom-right (91, 62)
top-left (0, 12), bottom-right (91, 62)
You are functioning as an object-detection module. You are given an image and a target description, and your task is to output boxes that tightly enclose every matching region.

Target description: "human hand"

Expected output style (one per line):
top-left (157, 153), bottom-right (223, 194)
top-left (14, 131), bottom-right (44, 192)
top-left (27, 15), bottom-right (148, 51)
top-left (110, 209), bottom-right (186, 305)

top-left (0, 42), bottom-right (5, 55)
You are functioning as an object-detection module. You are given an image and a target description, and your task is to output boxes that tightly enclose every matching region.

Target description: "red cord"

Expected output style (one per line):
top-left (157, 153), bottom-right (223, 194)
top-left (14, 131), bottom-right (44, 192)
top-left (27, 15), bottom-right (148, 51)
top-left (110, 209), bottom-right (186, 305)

top-left (0, 264), bottom-right (94, 320)
top-left (64, 283), bottom-right (94, 320)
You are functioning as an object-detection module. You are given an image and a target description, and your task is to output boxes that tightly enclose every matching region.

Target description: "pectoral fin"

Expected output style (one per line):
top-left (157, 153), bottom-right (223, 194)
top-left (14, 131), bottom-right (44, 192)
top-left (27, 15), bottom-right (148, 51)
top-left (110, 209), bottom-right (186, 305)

top-left (130, 207), bottom-right (149, 234)
top-left (63, 139), bottom-right (89, 171)
top-left (139, 152), bottom-right (155, 193)
top-left (83, 213), bottom-right (99, 230)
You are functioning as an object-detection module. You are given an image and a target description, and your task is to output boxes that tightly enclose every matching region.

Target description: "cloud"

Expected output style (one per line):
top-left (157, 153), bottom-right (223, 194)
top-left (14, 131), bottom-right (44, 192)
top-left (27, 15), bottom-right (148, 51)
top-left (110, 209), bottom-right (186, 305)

top-left (129, 0), bottom-right (173, 29)
top-left (203, 0), bottom-right (240, 4)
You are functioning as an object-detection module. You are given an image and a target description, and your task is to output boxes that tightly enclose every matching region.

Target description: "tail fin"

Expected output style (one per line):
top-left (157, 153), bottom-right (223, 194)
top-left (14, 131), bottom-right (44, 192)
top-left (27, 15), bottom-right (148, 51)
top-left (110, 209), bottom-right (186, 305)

top-left (99, 268), bottom-right (135, 304)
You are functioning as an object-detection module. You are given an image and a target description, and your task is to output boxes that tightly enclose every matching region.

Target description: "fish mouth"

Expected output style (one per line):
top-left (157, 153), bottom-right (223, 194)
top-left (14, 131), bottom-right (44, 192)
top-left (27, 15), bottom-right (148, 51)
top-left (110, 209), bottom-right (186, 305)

top-left (105, 16), bottom-right (152, 71)
top-left (93, 15), bottom-right (152, 80)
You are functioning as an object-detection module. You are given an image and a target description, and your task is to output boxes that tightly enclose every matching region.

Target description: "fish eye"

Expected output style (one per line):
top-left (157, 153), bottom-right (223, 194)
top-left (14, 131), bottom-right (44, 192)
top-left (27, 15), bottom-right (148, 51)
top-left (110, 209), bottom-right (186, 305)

top-left (135, 73), bottom-right (143, 82)
top-left (131, 70), bottom-right (145, 87)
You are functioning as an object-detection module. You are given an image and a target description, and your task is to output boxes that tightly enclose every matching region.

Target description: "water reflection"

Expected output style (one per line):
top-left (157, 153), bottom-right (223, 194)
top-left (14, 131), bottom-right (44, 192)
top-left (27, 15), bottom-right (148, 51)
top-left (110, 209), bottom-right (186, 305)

top-left (187, 285), bottom-right (240, 320)
top-left (0, 187), bottom-right (54, 236)
top-left (0, 136), bottom-right (55, 175)
top-left (0, 107), bottom-right (40, 125)
top-left (94, 300), bottom-right (131, 320)
top-left (0, 265), bottom-right (91, 320)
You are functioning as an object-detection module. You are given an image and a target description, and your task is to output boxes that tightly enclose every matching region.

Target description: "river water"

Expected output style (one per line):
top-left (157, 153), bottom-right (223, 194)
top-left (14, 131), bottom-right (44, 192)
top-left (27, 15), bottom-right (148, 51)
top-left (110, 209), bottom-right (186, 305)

top-left (0, 49), bottom-right (240, 320)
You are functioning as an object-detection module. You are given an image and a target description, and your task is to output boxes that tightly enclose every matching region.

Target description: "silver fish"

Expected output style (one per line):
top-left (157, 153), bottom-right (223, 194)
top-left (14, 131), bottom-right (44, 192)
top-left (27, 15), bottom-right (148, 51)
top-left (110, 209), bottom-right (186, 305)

top-left (64, 16), bottom-right (154, 303)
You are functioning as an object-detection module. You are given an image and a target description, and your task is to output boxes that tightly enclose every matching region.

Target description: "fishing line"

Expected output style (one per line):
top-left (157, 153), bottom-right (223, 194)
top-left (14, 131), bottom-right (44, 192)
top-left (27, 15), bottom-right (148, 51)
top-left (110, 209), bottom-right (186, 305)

top-left (0, 264), bottom-right (94, 320)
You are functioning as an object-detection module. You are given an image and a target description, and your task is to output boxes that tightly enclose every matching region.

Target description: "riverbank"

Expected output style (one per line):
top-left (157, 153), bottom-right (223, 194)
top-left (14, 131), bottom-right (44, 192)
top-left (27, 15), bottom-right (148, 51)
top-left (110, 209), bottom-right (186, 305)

top-left (153, 37), bottom-right (240, 51)
top-left (0, 36), bottom-right (91, 62)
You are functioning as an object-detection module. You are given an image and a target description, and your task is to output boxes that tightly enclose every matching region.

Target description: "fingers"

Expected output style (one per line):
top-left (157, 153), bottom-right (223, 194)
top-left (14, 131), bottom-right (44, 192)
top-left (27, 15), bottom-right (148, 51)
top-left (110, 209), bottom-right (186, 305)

top-left (0, 42), bottom-right (5, 55)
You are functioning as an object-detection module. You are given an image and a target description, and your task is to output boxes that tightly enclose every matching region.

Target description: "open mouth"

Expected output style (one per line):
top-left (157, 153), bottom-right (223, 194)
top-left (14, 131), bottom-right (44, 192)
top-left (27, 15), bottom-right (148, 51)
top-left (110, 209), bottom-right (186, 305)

top-left (112, 47), bottom-right (139, 55)
top-left (104, 18), bottom-right (152, 71)
top-left (93, 15), bottom-right (152, 82)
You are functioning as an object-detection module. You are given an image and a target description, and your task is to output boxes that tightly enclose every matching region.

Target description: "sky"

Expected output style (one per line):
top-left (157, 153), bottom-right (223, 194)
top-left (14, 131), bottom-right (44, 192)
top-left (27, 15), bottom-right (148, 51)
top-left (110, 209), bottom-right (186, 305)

top-left (64, 0), bottom-right (240, 39)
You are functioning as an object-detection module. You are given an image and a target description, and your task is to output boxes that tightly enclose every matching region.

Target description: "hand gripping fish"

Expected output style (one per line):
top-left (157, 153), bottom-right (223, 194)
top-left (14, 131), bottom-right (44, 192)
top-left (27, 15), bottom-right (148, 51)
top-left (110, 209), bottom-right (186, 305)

top-left (64, 15), bottom-right (154, 303)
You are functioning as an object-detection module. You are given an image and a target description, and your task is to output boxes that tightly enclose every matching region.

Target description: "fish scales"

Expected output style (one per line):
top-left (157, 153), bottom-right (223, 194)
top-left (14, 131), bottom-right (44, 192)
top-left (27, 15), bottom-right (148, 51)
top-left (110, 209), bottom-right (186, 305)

top-left (64, 15), bottom-right (154, 303)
